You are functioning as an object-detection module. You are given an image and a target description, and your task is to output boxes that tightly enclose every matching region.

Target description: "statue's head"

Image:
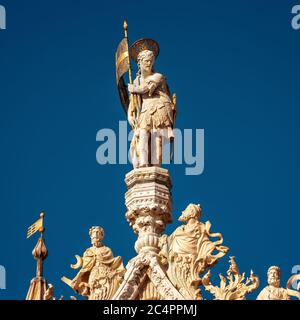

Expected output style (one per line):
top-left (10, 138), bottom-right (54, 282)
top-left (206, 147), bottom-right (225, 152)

top-left (137, 50), bottom-right (155, 74)
top-left (179, 203), bottom-right (202, 222)
top-left (89, 226), bottom-right (104, 247)
top-left (267, 266), bottom-right (281, 287)
top-left (130, 38), bottom-right (159, 76)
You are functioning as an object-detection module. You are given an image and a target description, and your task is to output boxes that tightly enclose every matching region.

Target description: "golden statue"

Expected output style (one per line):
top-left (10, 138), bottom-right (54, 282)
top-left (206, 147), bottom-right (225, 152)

top-left (116, 22), bottom-right (176, 168)
top-left (257, 266), bottom-right (300, 300)
top-left (62, 226), bottom-right (125, 300)
top-left (159, 204), bottom-right (229, 300)
top-left (202, 256), bottom-right (259, 300)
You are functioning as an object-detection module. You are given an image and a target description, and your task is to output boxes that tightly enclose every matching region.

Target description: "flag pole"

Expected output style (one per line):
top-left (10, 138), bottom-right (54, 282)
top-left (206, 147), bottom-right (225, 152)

top-left (123, 20), bottom-right (141, 124)
top-left (123, 20), bottom-right (133, 85)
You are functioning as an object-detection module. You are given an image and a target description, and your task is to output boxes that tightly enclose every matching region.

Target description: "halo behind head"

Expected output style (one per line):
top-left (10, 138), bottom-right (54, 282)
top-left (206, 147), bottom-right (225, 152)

top-left (130, 38), bottom-right (160, 62)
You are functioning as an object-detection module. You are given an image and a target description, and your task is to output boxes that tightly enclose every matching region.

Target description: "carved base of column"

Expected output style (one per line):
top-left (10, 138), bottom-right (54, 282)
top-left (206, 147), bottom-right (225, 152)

top-left (111, 166), bottom-right (185, 300)
top-left (125, 167), bottom-right (172, 253)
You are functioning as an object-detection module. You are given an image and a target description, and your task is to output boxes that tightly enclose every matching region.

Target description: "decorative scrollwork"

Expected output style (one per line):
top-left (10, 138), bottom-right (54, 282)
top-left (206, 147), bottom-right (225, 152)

top-left (202, 256), bottom-right (259, 300)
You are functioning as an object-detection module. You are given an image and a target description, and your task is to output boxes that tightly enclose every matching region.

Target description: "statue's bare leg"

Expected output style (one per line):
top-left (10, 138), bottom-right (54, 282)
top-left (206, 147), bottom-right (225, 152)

top-left (151, 130), bottom-right (162, 166)
top-left (139, 129), bottom-right (149, 167)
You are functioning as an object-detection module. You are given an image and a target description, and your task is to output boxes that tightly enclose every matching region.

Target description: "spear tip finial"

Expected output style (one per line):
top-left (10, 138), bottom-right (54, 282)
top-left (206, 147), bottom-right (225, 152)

top-left (123, 19), bottom-right (128, 31)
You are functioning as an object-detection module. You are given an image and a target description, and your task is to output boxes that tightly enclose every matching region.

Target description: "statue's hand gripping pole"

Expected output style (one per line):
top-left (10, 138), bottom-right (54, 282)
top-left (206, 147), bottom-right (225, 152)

top-left (123, 20), bottom-right (141, 130)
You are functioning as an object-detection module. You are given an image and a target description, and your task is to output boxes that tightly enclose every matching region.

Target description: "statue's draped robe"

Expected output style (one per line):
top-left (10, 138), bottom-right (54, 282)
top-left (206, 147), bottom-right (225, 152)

top-left (257, 286), bottom-right (290, 300)
top-left (168, 221), bottom-right (228, 269)
top-left (72, 245), bottom-right (125, 300)
top-left (162, 220), bottom-right (228, 300)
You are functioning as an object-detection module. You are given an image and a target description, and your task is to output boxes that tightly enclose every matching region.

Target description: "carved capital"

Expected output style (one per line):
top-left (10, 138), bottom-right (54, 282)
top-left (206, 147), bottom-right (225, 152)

top-left (125, 167), bottom-right (173, 253)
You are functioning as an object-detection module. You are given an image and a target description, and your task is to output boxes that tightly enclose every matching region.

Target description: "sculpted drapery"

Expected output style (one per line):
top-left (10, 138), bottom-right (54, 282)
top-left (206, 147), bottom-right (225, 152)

top-left (159, 204), bottom-right (229, 300)
top-left (62, 226), bottom-right (125, 300)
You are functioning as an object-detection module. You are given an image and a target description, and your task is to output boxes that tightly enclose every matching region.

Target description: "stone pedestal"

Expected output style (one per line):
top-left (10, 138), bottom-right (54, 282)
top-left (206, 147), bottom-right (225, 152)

top-left (124, 166), bottom-right (172, 253)
top-left (113, 167), bottom-right (186, 300)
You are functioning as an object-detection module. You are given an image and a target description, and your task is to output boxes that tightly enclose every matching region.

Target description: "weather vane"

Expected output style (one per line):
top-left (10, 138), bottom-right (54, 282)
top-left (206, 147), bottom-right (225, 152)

top-left (26, 212), bottom-right (48, 300)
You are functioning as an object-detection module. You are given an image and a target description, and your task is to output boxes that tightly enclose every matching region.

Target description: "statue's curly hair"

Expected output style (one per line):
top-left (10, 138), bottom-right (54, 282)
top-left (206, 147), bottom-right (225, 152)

top-left (179, 203), bottom-right (202, 222)
top-left (268, 266), bottom-right (281, 277)
top-left (89, 226), bottom-right (104, 239)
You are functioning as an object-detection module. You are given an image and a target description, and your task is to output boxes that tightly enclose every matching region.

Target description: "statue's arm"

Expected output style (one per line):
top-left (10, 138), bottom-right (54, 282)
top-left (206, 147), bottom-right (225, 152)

top-left (129, 83), bottom-right (150, 94)
top-left (127, 95), bottom-right (137, 128)
top-left (126, 77), bottom-right (138, 127)
top-left (127, 99), bottom-right (135, 125)
top-left (128, 73), bottom-right (163, 96)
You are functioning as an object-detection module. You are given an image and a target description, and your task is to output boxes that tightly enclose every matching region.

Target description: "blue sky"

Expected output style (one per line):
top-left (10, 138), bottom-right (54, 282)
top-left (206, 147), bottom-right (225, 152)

top-left (0, 0), bottom-right (299, 299)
